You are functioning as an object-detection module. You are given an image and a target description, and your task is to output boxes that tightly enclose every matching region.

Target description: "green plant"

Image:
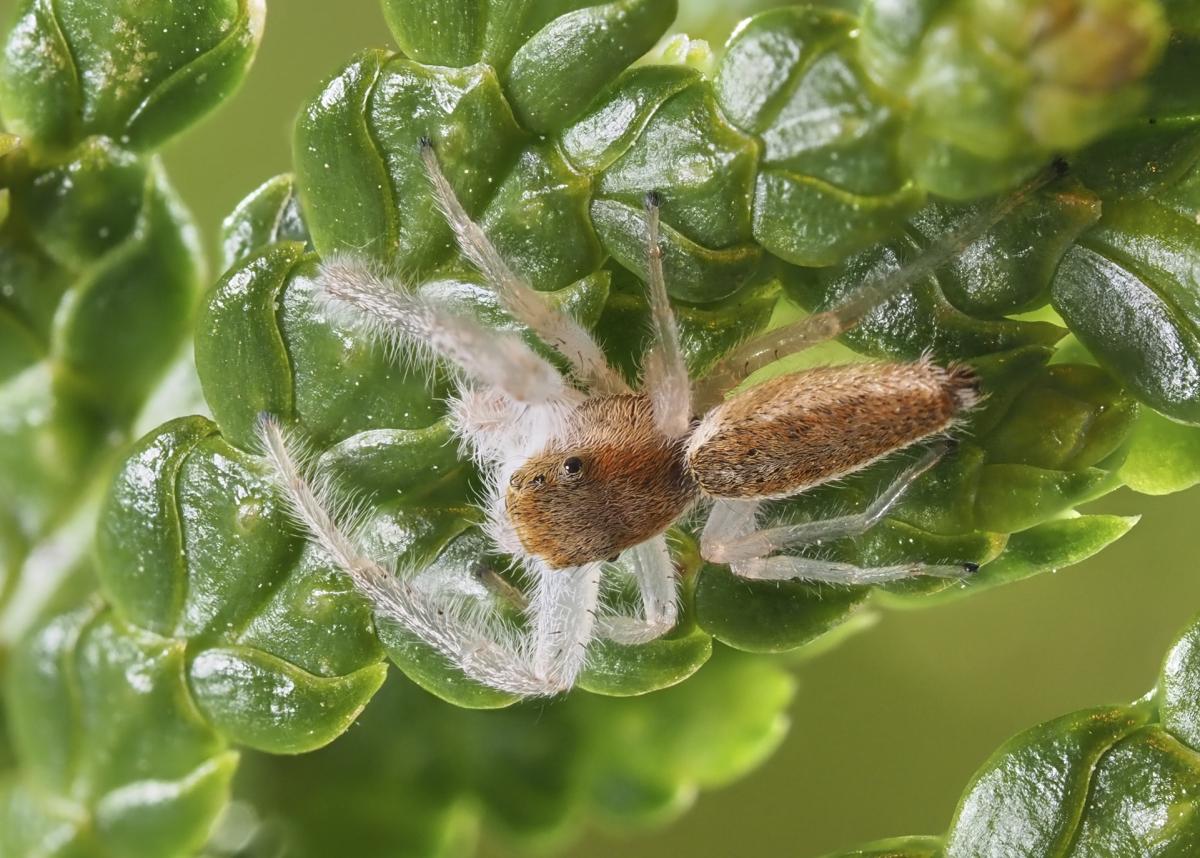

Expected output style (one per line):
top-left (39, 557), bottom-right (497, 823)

top-left (820, 606), bottom-right (1200, 857)
top-left (0, 0), bottom-right (266, 647)
top-left (1, 0), bottom-right (1199, 856)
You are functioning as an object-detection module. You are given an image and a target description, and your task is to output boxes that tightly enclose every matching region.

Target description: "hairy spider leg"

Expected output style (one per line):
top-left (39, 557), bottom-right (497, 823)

top-left (641, 192), bottom-right (692, 438)
top-left (419, 139), bottom-right (629, 397)
top-left (693, 159), bottom-right (1070, 409)
top-left (259, 415), bottom-right (598, 696)
top-left (594, 535), bottom-right (680, 645)
top-left (317, 255), bottom-right (566, 406)
top-left (700, 443), bottom-right (975, 583)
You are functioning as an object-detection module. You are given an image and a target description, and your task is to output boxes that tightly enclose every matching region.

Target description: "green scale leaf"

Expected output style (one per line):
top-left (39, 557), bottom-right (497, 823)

top-left (0, 0), bottom-right (263, 638)
top-left (211, 647), bottom-right (792, 857)
top-left (0, 0), bottom-right (265, 153)
top-left (826, 605), bottom-right (1200, 857)
top-left (1, 602), bottom-right (238, 858)
top-left (0, 138), bottom-right (202, 551)
top-left (0, 3), bottom-right (261, 853)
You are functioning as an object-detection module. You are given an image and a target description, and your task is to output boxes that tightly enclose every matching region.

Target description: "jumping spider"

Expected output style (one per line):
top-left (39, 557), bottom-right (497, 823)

top-left (261, 139), bottom-right (1056, 697)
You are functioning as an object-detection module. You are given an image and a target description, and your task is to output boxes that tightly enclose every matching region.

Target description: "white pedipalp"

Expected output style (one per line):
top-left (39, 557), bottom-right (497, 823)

top-left (447, 387), bottom-right (580, 471)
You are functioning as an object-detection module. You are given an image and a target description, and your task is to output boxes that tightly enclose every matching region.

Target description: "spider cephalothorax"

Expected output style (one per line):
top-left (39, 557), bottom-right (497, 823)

top-left (260, 139), bottom-right (1054, 697)
top-left (506, 395), bottom-right (696, 568)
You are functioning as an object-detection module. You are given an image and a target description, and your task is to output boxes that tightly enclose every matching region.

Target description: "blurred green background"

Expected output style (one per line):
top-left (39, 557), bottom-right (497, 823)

top-left (5, 1), bottom-right (1197, 855)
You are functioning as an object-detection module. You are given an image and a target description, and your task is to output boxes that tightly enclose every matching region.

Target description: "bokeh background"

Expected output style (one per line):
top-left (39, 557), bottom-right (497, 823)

top-left (5, 1), bottom-right (1197, 855)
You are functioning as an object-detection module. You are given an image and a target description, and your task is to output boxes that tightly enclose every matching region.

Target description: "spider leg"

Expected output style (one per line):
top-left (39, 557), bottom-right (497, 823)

top-left (693, 160), bottom-right (1068, 409)
top-left (259, 415), bottom-right (599, 697)
top-left (528, 559), bottom-right (604, 687)
top-left (448, 386), bottom-right (579, 473)
top-left (640, 193), bottom-right (693, 438)
top-left (699, 444), bottom-right (976, 584)
top-left (420, 139), bottom-right (629, 396)
top-left (318, 255), bottom-right (566, 404)
top-left (596, 535), bottom-right (680, 645)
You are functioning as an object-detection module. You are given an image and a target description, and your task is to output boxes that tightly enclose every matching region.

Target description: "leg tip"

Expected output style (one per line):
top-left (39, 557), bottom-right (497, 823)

top-left (936, 436), bottom-right (960, 455)
top-left (962, 561), bottom-right (980, 575)
top-left (418, 135), bottom-right (433, 152)
top-left (644, 189), bottom-right (664, 210)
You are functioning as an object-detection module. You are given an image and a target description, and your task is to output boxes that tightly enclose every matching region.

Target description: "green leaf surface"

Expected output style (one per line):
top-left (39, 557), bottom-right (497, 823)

top-left (505, 0), bottom-right (678, 133)
top-left (220, 174), bottom-right (309, 271)
top-left (1120, 409), bottom-right (1200, 494)
top-left (0, 1), bottom-right (259, 854)
top-left (943, 706), bottom-right (1152, 858)
top-left (0, 129), bottom-right (205, 671)
top-left (1, 603), bottom-right (238, 858)
top-left (831, 604), bottom-right (1200, 856)
top-left (94, 417), bottom-right (398, 754)
top-left (222, 648), bottom-right (792, 856)
top-left (1053, 195), bottom-right (1200, 425)
top-left (0, 0), bottom-right (264, 152)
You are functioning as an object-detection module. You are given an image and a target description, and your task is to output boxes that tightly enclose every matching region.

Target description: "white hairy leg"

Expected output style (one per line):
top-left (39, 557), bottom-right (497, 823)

top-left (259, 416), bottom-right (597, 697)
top-left (447, 387), bottom-right (579, 468)
top-left (528, 560), bottom-right (604, 689)
top-left (723, 552), bottom-right (968, 584)
top-left (640, 193), bottom-right (692, 438)
top-left (693, 161), bottom-right (1068, 409)
top-left (700, 445), bottom-right (974, 584)
top-left (596, 535), bottom-right (680, 645)
top-left (317, 256), bottom-right (565, 404)
top-left (420, 139), bottom-right (629, 396)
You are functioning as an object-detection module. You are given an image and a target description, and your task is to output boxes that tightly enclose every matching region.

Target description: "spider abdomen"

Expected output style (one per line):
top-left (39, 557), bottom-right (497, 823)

top-left (686, 361), bottom-right (979, 499)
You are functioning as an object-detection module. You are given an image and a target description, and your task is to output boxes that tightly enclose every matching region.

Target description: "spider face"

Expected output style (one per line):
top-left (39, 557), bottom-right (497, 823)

top-left (505, 395), bottom-right (698, 569)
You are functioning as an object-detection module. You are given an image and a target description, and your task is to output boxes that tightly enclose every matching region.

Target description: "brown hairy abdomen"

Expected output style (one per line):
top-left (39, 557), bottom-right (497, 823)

top-left (686, 361), bottom-right (978, 498)
top-left (508, 396), bottom-right (698, 569)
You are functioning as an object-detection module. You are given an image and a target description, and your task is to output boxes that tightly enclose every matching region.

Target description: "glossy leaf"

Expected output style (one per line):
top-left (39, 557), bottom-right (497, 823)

top-left (221, 648), bottom-right (792, 856)
top-left (504, 0), bottom-right (678, 133)
top-left (0, 133), bottom-right (205, 683)
top-left (1053, 195), bottom-right (1200, 424)
top-left (0, 604), bottom-right (238, 858)
top-left (718, 8), bottom-right (925, 266)
top-left (0, 0), bottom-right (264, 152)
top-left (0, 0), bottom-right (257, 854)
top-left (944, 706), bottom-right (1152, 857)
top-left (831, 605), bottom-right (1200, 856)
top-left (220, 174), bottom-right (309, 271)
top-left (1120, 409), bottom-right (1200, 494)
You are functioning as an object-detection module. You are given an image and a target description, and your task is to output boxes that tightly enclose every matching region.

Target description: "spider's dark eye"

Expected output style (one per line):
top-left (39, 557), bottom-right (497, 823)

top-left (562, 456), bottom-right (583, 476)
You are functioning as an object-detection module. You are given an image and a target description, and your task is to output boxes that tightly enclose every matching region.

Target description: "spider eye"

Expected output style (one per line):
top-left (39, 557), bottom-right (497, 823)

top-left (562, 456), bottom-right (583, 477)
